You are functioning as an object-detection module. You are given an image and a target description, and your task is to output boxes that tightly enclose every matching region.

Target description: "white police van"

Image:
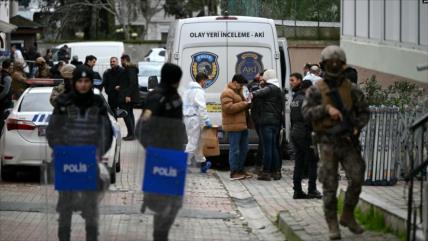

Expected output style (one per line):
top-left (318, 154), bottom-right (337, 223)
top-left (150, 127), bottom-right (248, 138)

top-left (166, 15), bottom-right (291, 151)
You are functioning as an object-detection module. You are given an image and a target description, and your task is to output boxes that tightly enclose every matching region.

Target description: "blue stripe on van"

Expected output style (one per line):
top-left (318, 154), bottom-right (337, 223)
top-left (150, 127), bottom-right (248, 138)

top-left (32, 114), bottom-right (39, 122)
top-left (38, 114), bottom-right (45, 122)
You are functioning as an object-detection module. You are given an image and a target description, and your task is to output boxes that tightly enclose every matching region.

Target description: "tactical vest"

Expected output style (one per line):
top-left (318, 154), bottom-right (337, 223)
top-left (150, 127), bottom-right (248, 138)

top-left (312, 78), bottom-right (353, 133)
top-left (58, 105), bottom-right (103, 151)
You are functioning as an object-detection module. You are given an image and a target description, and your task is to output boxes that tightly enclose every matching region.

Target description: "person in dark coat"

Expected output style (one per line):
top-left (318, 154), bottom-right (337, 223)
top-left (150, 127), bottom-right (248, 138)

top-left (70, 55), bottom-right (83, 67)
top-left (119, 54), bottom-right (139, 140)
top-left (46, 67), bottom-right (113, 241)
top-left (103, 57), bottom-right (124, 118)
top-left (0, 59), bottom-right (13, 133)
top-left (83, 55), bottom-right (102, 90)
top-left (251, 69), bottom-right (284, 181)
top-left (50, 61), bottom-right (65, 79)
top-left (58, 45), bottom-right (70, 63)
top-left (136, 63), bottom-right (187, 241)
top-left (289, 73), bottom-right (322, 199)
top-left (248, 71), bottom-right (265, 173)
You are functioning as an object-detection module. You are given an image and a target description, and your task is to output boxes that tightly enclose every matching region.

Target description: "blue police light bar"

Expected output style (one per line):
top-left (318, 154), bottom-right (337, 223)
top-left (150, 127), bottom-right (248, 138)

top-left (26, 78), bottom-right (64, 86)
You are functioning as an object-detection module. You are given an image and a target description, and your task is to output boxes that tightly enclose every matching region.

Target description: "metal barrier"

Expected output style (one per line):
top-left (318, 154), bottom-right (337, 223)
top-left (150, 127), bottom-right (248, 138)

top-left (405, 112), bottom-right (428, 241)
top-left (360, 106), bottom-right (401, 185)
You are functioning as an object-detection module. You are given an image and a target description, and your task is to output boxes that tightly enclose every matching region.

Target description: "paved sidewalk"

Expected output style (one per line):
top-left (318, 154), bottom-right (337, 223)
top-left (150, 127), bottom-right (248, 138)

top-left (216, 161), bottom-right (403, 241)
top-left (0, 129), bottom-right (258, 241)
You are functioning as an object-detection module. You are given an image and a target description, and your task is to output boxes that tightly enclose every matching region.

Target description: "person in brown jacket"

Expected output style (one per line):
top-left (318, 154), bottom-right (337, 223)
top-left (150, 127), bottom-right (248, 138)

top-left (35, 57), bottom-right (51, 78)
top-left (11, 62), bottom-right (28, 99)
top-left (220, 74), bottom-right (252, 180)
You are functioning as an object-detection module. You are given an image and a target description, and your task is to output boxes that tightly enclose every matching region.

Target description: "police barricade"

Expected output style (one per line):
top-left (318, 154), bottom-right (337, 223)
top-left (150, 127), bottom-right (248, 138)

top-left (361, 106), bottom-right (400, 186)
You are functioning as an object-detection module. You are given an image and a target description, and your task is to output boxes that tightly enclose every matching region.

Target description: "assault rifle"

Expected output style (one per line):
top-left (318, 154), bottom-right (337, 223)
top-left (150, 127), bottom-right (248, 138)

top-left (325, 88), bottom-right (361, 151)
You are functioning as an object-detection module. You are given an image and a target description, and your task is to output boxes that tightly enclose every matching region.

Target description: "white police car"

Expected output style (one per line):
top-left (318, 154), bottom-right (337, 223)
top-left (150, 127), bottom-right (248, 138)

top-left (0, 85), bottom-right (122, 183)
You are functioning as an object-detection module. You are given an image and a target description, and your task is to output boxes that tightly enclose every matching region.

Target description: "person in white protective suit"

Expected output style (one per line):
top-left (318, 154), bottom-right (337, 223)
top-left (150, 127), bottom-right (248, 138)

top-left (183, 72), bottom-right (212, 173)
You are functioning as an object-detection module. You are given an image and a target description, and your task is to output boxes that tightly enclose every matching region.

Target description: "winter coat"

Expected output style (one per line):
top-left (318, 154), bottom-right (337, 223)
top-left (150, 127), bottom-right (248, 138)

top-left (290, 88), bottom-right (311, 140)
top-left (103, 66), bottom-right (124, 106)
top-left (119, 64), bottom-right (139, 104)
top-left (11, 69), bottom-right (28, 99)
top-left (220, 82), bottom-right (249, 132)
top-left (35, 65), bottom-right (51, 78)
top-left (252, 78), bottom-right (284, 127)
top-left (0, 70), bottom-right (13, 110)
top-left (136, 86), bottom-right (187, 150)
top-left (248, 80), bottom-right (263, 125)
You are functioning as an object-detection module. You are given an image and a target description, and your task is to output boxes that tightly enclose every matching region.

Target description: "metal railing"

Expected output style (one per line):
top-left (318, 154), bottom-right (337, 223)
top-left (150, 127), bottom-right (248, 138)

top-left (360, 106), bottom-right (401, 185)
top-left (405, 112), bottom-right (428, 241)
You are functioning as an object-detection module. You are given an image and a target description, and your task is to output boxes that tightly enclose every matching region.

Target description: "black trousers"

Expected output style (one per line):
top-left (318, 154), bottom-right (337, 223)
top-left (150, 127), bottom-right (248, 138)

top-left (57, 191), bottom-right (99, 241)
top-left (255, 124), bottom-right (263, 167)
top-left (107, 96), bottom-right (119, 119)
top-left (121, 102), bottom-right (135, 136)
top-left (291, 134), bottom-right (319, 192)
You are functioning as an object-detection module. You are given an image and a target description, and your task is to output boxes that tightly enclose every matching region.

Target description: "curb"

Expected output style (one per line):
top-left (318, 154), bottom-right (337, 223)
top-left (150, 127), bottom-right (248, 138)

top-left (215, 171), bottom-right (285, 241)
top-left (277, 210), bottom-right (314, 241)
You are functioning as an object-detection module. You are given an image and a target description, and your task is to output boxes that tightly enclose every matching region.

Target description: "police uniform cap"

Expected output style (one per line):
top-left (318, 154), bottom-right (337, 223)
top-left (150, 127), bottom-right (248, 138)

top-left (72, 66), bottom-right (94, 82)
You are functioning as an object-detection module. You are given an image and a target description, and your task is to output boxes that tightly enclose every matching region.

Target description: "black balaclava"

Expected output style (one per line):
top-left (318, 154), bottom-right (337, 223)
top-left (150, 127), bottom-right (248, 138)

top-left (159, 63), bottom-right (182, 94)
top-left (71, 66), bottom-right (94, 109)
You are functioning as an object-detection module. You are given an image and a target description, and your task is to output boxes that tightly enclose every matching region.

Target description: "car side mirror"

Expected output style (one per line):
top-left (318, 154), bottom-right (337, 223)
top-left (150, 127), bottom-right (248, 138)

top-left (148, 76), bottom-right (158, 91)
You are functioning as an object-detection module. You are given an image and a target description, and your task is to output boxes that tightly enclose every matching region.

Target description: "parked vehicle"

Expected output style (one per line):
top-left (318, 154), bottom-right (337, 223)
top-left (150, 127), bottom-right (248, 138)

top-left (166, 15), bottom-right (291, 150)
top-left (0, 84), bottom-right (122, 183)
top-left (136, 61), bottom-right (163, 108)
top-left (52, 41), bottom-right (125, 75)
top-left (144, 48), bottom-right (166, 62)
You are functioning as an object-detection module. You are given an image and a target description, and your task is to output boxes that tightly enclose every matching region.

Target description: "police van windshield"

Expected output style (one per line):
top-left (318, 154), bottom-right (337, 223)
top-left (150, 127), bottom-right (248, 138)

top-left (19, 93), bottom-right (54, 112)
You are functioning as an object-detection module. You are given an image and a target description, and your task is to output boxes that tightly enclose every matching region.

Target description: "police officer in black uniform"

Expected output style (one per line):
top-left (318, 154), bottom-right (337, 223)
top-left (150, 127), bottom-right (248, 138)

top-left (46, 67), bottom-right (113, 241)
top-left (289, 73), bottom-right (322, 199)
top-left (136, 63), bottom-right (187, 241)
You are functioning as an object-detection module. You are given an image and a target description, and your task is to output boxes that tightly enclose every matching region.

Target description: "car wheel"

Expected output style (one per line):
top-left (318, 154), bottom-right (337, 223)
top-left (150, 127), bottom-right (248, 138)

top-left (110, 167), bottom-right (116, 184)
top-left (115, 154), bottom-right (121, 173)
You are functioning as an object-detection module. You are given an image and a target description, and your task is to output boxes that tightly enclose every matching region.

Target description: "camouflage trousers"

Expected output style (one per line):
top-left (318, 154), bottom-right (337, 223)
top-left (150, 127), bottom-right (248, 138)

top-left (318, 139), bottom-right (366, 220)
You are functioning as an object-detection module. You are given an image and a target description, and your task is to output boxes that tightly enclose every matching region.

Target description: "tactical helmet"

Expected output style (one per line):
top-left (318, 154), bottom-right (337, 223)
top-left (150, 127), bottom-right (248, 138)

top-left (320, 46), bottom-right (346, 64)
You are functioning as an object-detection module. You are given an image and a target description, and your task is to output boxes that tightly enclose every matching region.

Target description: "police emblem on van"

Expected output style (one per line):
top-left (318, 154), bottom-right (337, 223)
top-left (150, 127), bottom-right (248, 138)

top-left (191, 52), bottom-right (219, 88)
top-left (235, 52), bottom-right (264, 81)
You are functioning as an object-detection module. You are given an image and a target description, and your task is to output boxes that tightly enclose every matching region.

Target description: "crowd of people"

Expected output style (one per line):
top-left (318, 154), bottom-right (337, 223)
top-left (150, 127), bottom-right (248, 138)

top-left (2, 44), bottom-right (369, 241)
top-left (0, 44), bottom-right (139, 141)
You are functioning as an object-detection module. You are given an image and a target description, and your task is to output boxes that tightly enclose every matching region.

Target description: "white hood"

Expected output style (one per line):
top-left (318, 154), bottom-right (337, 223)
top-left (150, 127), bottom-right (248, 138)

top-left (263, 69), bottom-right (280, 87)
top-left (266, 78), bottom-right (280, 88)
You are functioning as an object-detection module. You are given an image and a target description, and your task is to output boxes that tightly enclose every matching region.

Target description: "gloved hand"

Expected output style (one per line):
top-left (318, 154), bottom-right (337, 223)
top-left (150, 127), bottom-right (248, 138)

top-left (204, 120), bottom-right (212, 128)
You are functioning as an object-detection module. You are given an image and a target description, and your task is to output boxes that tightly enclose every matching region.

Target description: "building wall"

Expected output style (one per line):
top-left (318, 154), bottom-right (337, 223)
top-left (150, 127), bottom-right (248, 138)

top-left (0, 0), bottom-right (10, 52)
top-left (340, 0), bottom-right (428, 84)
top-left (0, 0), bottom-right (10, 23)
